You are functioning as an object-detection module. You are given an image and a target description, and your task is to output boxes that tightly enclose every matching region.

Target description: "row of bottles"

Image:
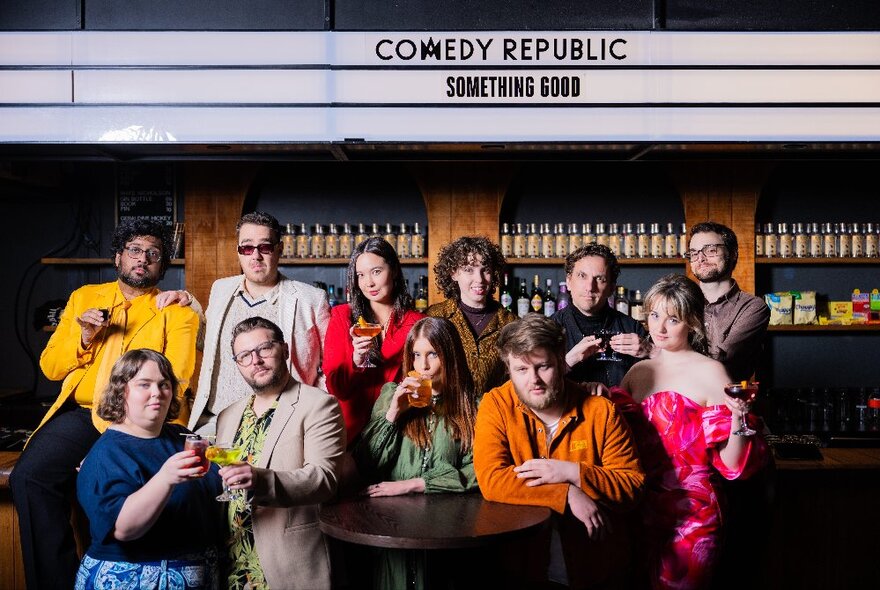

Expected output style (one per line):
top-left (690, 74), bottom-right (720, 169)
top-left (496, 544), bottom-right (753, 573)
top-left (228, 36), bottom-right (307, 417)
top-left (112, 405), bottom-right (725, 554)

top-left (500, 222), bottom-right (688, 260)
top-left (281, 222), bottom-right (426, 259)
top-left (767, 386), bottom-right (880, 435)
top-left (756, 222), bottom-right (880, 258)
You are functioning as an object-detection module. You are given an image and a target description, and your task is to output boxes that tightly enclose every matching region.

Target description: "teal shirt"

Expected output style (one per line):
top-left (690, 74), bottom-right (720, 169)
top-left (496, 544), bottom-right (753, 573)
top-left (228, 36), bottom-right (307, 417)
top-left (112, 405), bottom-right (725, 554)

top-left (354, 382), bottom-right (477, 493)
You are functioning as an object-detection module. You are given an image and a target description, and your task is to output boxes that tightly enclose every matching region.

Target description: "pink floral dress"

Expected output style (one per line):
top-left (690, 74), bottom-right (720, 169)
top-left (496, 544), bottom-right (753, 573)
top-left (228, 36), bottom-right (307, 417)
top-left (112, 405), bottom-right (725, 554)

top-left (609, 388), bottom-right (767, 590)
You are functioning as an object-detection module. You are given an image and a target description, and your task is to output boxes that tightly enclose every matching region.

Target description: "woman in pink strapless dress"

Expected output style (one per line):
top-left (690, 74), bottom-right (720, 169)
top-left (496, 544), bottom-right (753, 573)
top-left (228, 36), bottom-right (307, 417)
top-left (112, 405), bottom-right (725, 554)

top-left (610, 274), bottom-right (767, 590)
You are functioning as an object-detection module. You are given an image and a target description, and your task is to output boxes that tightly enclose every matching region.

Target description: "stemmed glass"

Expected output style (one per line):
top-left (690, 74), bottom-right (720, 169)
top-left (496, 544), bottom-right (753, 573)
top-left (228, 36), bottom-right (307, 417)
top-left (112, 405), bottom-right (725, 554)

top-left (595, 329), bottom-right (622, 362)
top-left (353, 320), bottom-right (382, 368)
top-left (205, 443), bottom-right (246, 501)
top-left (725, 381), bottom-right (759, 436)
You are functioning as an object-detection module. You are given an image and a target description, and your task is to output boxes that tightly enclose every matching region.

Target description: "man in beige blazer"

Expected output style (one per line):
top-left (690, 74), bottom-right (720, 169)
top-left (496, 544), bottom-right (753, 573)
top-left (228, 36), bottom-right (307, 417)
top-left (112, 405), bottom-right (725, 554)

top-left (216, 316), bottom-right (345, 589)
top-left (189, 210), bottom-right (331, 436)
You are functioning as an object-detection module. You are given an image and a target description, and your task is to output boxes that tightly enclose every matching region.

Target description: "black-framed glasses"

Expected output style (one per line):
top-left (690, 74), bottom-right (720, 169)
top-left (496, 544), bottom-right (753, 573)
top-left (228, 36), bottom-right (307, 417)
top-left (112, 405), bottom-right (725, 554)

top-left (123, 245), bottom-right (162, 263)
top-left (232, 340), bottom-right (280, 366)
top-left (684, 243), bottom-right (725, 261)
top-left (237, 243), bottom-right (277, 256)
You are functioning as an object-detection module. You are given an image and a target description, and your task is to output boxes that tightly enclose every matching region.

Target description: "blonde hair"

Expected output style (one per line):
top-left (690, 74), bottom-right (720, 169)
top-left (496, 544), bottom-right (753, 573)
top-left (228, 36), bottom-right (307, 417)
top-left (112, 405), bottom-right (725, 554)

top-left (644, 274), bottom-right (708, 355)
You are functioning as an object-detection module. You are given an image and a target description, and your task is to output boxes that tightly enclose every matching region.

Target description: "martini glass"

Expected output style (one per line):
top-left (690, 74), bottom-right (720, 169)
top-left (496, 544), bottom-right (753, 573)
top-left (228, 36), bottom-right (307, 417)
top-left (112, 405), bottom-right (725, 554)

top-left (725, 381), bottom-right (759, 436)
top-left (205, 443), bottom-right (246, 501)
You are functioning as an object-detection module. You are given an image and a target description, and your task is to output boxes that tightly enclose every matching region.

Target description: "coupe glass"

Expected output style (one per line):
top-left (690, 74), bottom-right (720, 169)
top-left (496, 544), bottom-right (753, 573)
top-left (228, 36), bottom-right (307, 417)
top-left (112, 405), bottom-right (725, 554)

top-left (205, 443), bottom-right (246, 501)
top-left (352, 321), bottom-right (382, 368)
top-left (725, 381), bottom-right (759, 436)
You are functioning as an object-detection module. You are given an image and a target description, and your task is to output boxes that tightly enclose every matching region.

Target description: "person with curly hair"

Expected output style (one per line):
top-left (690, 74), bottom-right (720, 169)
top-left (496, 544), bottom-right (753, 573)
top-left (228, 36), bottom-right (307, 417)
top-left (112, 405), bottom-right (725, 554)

top-left (75, 349), bottom-right (223, 590)
top-left (427, 235), bottom-right (518, 398)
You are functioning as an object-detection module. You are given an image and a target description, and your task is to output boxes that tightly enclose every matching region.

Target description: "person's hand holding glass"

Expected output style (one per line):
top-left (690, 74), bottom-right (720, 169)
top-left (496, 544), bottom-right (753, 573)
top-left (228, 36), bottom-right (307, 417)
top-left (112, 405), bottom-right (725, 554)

top-left (206, 444), bottom-right (247, 501)
top-left (724, 381), bottom-right (759, 437)
top-left (351, 316), bottom-right (381, 368)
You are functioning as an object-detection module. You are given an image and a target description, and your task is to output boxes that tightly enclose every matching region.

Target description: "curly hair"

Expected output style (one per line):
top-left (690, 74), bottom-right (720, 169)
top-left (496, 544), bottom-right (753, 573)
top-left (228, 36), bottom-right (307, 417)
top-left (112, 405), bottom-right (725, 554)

top-left (400, 317), bottom-right (477, 451)
top-left (643, 274), bottom-right (708, 355)
top-left (236, 210), bottom-right (283, 244)
top-left (564, 243), bottom-right (620, 285)
top-left (97, 349), bottom-right (180, 424)
top-left (432, 236), bottom-right (507, 301)
top-left (111, 219), bottom-right (173, 277)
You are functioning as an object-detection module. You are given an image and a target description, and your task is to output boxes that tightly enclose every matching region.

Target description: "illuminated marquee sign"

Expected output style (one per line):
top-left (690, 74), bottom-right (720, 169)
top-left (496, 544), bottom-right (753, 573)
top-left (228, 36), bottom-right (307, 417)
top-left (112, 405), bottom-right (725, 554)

top-left (0, 31), bottom-right (878, 142)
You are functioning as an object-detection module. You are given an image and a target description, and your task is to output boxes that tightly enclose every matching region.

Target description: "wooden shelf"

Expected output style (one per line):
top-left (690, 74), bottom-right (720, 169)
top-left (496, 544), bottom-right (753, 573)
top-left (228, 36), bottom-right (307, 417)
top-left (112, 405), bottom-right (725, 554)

top-left (757, 257), bottom-right (880, 264)
top-left (506, 257), bottom-right (686, 266)
top-left (768, 324), bottom-right (880, 332)
top-left (278, 257), bottom-right (427, 265)
top-left (41, 258), bottom-right (185, 265)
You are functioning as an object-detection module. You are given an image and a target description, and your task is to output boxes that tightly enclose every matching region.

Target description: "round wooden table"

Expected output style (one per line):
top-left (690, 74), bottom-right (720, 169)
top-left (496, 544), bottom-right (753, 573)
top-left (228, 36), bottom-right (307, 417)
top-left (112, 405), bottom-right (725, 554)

top-left (319, 491), bottom-right (551, 550)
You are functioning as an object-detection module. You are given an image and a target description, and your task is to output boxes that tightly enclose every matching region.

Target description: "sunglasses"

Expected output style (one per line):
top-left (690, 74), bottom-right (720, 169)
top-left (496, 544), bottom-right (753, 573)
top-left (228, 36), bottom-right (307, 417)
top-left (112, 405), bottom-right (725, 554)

top-left (237, 243), bottom-right (277, 256)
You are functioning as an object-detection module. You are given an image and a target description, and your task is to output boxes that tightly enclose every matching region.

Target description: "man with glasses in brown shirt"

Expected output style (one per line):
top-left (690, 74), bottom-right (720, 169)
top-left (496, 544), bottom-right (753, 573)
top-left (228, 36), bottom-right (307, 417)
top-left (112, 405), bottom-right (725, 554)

top-left (686, 221), bottom-right (770, 383)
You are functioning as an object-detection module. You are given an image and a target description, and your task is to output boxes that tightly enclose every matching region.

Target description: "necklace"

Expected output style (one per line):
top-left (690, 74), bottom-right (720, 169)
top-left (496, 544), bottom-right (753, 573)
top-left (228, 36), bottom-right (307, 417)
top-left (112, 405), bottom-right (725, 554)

top-left (420, 408), bottom-right (438, 473)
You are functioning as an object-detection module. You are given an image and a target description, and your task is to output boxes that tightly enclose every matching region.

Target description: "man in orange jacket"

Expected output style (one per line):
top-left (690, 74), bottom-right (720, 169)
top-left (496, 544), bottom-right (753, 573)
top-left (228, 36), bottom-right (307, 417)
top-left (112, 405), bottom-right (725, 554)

top-left (474, 313), bottom-right (645, 590)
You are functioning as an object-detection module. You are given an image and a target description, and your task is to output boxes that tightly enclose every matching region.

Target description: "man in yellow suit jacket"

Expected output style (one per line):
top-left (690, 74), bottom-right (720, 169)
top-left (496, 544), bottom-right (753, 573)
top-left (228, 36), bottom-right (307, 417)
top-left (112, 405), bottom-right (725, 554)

top-left (10, 219), bottom-right (199, 590)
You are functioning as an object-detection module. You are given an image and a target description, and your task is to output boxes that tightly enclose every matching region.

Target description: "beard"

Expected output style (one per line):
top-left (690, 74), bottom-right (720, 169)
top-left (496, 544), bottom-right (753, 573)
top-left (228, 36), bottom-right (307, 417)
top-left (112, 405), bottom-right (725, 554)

top-left (244, 367), bottom-right (287, 394)
top-left (117, 265), bottom-right (159, 289)
top-left (514, 378), bottom-right (563, 412)
top-left (692, 256), bottom-right (732, 283)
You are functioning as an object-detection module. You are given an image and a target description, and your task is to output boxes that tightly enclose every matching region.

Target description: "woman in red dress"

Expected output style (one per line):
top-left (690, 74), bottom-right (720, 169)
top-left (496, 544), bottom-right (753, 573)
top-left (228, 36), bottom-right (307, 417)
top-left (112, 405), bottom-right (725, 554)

top-left (610, 274), bottom-right (767, 590)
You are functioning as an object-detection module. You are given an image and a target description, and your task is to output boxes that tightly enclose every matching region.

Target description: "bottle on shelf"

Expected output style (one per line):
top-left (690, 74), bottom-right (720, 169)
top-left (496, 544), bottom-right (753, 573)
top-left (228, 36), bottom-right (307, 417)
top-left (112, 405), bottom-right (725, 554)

top-left (851, 222), bottom-right (864, 258)
top-left (607, 223), bottom-right (622, 257)
top-left (325, 223), bottom-right (340, 258)
top-left (339, 223), bottom-right (355, 258)
top-left (615, 286), bottom-right (630, 316)
top-left (355, 223), bottom-right (369, 247)
top-left (837, 222), bottom-right (851, 257)
top-left (754, 223), bottom-right (764, 257)
top-left (809, 222), bottom-right (822, 257)
top-left (281, 223), bottom-right (296, 258)
top-left (327, 284), bottom-right (339, 308)
top-left (415, 275), bottom-right (429, 313)
top-left (554, 223), bottom-right (568, 258)
top-left (794, 222), bottom-right (808, 258)
top-left (310, 224), bottom-right (326, 259)
top-left (557, 281), bottom-right (571, 311)
top-left (636, 222), bottom-right (650, 258)
top-left (527, 223), bottom-right (541, 258)
top-left (396, 222), bottom-right (412, 258)
top-left (582, 222), bottom-right (596, 246)
top-left (567, 223), bottom-right (583, 254)
top-left (763, 222), bottom-right (778, 257)
top-left (678, 222), bottom-right (688, 258)
top-left (296, 222), bottom-right (310, 258)
top-left (869, 388), bottom-right (880, 433)
top-left (500, 272), bottom-right (513, 312)
top-left (865, 222), bottom-right (879, 257)
top-left (540, 223), bottom-right (554, 259)
top-left (543, 278), bottom-right (557, 317)
top-left (664, 222), bottom-right (678, 258)
top-left (411, 222), bottom-right (425, 258)
top-left (383, 223), bottom-right (396, 248)
top-left (777, 222), bottom-right (793, 258)
top-left (595, 223), bottom-right (609, 248)
top-left (516, 278), bottom-right (530, 318)
top-left (370, 223), bottom-right (382, 238)
top-left (650, 222), bottom-right (663, 258)
top-left (530, 274), bottom-right (545, 314)
top-left (513, 223), bottom-right (527, 258)
top-left (630, 289), bottom-right (645, 324)
top-left (622, 222), bottom-right (637, 259)
top-left (500, 222), bottom-right (513, 257)
top-left (822, 222), bottom-right (836, 257)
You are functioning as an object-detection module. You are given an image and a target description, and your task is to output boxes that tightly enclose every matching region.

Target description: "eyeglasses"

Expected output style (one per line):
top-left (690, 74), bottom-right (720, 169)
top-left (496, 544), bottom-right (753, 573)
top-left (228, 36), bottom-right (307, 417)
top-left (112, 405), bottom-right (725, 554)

top-left (123, 246), bottom-right (162, 263)
top-left (232, 340), bottom-right (280, 366)
top-left (237, 243), bottom-right (277, 256)
top-left (684, 243), bottom-right (725, 261)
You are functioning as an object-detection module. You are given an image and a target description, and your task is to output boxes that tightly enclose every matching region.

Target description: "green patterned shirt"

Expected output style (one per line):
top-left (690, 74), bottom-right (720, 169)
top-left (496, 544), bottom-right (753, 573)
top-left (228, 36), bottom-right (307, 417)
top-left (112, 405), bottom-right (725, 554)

top-left (226, 394), bottom-right (279, 590)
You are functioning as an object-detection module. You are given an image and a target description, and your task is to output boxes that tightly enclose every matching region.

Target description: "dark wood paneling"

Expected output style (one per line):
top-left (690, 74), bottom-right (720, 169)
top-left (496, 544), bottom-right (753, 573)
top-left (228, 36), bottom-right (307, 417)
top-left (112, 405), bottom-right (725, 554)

top-left (666, 0), bottom-right (880, 31)
top-left (85, 0), bottom-right (327, 30)
top-left (0, 0), bottom-right (80, 30)
top-left (334, 0), bottom-right (655, 31)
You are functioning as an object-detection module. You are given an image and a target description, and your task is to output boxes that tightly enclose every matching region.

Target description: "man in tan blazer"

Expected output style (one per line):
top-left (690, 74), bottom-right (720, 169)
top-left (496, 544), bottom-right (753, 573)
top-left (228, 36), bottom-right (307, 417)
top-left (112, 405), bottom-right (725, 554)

top-left (216, 316), bottom-right (345, 589)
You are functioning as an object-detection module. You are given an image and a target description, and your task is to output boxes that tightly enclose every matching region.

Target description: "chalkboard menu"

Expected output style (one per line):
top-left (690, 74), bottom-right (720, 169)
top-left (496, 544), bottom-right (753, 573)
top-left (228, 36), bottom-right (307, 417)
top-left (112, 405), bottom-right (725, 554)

top-left (116, 163), bottom-right (176, 226)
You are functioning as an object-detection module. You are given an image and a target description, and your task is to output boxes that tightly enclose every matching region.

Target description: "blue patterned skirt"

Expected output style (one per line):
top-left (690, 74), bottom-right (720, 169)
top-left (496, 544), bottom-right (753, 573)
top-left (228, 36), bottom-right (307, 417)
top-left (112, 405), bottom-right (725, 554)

top-left (75, 549), bottom-right (218, 590)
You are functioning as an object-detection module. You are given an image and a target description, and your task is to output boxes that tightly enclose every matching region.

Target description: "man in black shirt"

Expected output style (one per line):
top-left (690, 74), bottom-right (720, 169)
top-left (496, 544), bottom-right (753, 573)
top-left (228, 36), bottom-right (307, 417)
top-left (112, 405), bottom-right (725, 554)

top-left (552, 244), bottom-right (649, 387)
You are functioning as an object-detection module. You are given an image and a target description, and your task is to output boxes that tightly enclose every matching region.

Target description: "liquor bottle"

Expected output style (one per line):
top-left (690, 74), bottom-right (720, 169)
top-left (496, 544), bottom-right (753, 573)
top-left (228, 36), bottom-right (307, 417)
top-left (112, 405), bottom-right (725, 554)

top-left (543, 278), bottom-right (557, 317)
top-left (355, 223), bottom-right (369, 247)
top-left (678, 222), bottom-right (688, 257)
top-left (764, 223), bottom-right (778, 257)
top-left (809, 222), bottom-right (822, 257)
top-left (650, 222), bottom-right (663, 258)
top-left (396, 222), bottom-right (412, 258)
top-left (411, 222), bottom-right (425, 258)
top-left (595, 223), bottom-right (609, 248)
top-left (310, 224), bottom-right (326, 258)
top-left (851, 222), bottom-right (864, 258)
top-left (865, 222), bottom-right (879, 257)
top-left (794, 222), bottom-right (808, 258)
top-left (567, 222), bottom-right (583, 253)
top-left (500, 272), bottom-right (513, 312)
top-left (582, 222), bottom-right (596, 246)
top-left (615, 286), bottom-right (630, 316)
top-left (383, 223), bottom-right (396, 248)
top-left (281, 223), bottom-right (296, 258)
top-left (530, 274), bottom-right (545, 314)
top-left (777, 222), bottom-right (793, 258)
top-left (754, 222), bottom-right (764, 257)
top-left (556, 281), bottom-right (571, 311)
top-left (415, 276), bottom-right (429, 313)
top-left (295, 222), bottom-right (310, 258)
top-left (500, 222), bottom-right (513, 257)
top-left (339, 223), bottom-right (355, 258)
top-left (540, 223), bottom-right (554, 259)
top-left (554, 223), bottom-right (568, 258)
top-left (607, 223), bottom-right (622, 257)
top-left (516, 278), bottom-right (530, 318)
top-left (325, 223), bottom-right (340, 258)
top-left (370, 223), bottom-right (381, 238)
top-left (630, 289), bottom-right (645, 324)
top-left (513, 223), bottom-right (527, 257)
top-left (837, 222), bottom-right (851, 258)
top-left (327, 284), bottom-right (339, 308)
top-left (822, 222), bottom-right (836, 257)
top-left (622, 222), bottom-right (636, 258)
top-left (664, 223), bottom-right (677, 258)
top-left (527, 223), bottom-right (541, 258)
top-left (636, 222), bottom-right (650, 258)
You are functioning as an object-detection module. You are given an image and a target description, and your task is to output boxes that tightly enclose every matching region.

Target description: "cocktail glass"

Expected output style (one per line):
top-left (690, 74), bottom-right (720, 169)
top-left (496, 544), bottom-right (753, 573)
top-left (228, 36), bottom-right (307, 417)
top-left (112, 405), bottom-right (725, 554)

top-left (183, 434), bottom-right (210, 477)
top-left (725, 381), bottom-right (759, 436)
top-left (205, 443), bottom-right (246, 501)
top-left (353, 321), bottom-right (382, 368)
top-left (595, 329), bottom-right (622, 362)
top-left (406, 370), bottom-right (433, 408)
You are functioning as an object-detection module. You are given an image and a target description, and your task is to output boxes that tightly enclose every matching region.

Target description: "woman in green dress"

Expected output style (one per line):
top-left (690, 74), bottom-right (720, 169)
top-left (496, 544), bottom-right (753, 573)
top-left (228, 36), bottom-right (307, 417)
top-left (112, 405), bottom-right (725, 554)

top-left (353, 316), bottom-right (478, 590)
